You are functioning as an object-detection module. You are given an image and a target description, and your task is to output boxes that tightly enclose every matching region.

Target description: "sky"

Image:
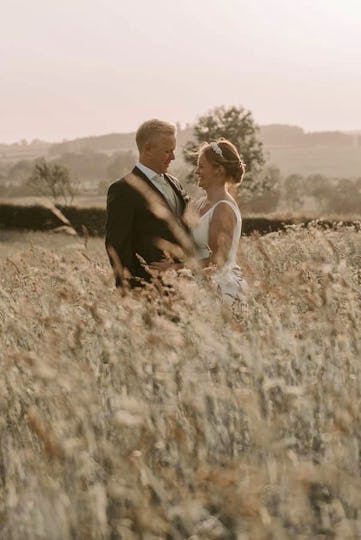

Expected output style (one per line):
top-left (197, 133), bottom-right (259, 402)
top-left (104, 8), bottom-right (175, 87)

top-left (1, 0), bottom-right (361, 143)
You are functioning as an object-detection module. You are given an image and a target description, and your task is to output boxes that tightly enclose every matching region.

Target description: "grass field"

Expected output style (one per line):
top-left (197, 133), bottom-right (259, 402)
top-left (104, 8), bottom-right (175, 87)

top-left (1, 227), bottom-right (361, 539)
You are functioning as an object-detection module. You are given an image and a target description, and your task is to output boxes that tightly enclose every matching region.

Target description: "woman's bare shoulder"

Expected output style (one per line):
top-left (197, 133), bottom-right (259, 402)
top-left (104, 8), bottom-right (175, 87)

top-left (211, 199), bottom-right (239, 225)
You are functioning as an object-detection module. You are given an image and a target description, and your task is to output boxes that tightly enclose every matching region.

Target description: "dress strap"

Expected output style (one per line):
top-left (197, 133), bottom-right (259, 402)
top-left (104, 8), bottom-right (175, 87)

top-left (210, 199), bottom-right (241, 222)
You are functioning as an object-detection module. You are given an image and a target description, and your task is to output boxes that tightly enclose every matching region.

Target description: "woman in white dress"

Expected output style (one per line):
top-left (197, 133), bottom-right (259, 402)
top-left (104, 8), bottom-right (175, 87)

top-left (190, 138), bottom-right (248, 305)
top-left (151, 137), bottom-right (247, 305)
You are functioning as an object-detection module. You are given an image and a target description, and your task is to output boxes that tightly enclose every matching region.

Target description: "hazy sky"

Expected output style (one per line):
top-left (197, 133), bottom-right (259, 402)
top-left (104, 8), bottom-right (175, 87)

top-left (1, 0), bottom-right (361, 142)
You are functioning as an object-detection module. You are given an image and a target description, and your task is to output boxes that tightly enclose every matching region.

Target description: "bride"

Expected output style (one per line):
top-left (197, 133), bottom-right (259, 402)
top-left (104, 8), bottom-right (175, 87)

top-left (151, 137), bottom-right (248, 305)
top-left (190, 138), bottom-right (247, 305)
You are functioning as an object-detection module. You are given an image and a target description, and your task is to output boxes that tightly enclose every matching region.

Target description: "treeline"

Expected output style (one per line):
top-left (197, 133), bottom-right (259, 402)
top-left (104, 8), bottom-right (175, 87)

top-left (0, 149), bottom-right (137, 197)
top-left (1, 120), bottom-right (361, 217)
top-left (245, 169), bottom-right (361, 216)
top-left (2, 159), bottom-right (361, 217)
top-left (282, 174), bottom-right (361, 215)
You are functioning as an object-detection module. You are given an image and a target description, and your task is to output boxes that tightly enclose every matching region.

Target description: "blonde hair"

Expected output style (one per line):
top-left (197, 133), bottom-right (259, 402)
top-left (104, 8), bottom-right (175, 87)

top-left (199, 138), bottom-right (246, 184)
top-left (135, 119), bottom-right (176, 151)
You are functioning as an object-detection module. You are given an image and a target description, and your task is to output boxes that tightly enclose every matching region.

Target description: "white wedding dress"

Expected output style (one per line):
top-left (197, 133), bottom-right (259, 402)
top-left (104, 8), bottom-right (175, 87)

top-left (190, 199), bottom-right (248, 305)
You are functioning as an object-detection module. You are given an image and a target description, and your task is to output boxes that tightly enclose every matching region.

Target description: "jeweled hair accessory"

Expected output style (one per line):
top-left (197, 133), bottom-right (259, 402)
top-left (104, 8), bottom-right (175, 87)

top-left (209, 141), bottom-right (223, 158)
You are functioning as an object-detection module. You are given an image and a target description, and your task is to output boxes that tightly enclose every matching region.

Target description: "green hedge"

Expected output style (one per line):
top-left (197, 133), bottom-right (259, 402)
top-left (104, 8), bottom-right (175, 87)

top-left (58, 206), bottom-right (106, 236)
top-left (0, 204), bottom-right (64, 230)
top-left (0, 204), bottom-right (105, 236)
top-left (0, 203), bottom-right (359, 237)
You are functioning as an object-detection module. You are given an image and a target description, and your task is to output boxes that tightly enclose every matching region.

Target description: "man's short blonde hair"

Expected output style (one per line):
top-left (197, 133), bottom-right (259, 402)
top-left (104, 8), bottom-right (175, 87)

top-left (135, 119), bottom-right (176, 151)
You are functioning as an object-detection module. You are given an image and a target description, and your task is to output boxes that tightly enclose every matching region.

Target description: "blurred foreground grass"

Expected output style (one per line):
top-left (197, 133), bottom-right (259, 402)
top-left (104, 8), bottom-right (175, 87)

top-left (0, 227), bottom-right (361, 539)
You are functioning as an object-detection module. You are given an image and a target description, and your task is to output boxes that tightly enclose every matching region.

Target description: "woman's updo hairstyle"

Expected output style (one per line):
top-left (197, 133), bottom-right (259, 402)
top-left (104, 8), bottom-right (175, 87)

top-left (199, 137), bottom-right (246, 184)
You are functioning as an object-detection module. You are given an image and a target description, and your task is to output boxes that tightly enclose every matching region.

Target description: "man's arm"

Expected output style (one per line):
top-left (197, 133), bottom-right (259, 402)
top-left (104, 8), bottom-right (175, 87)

top-left (105, 180), bottom-right (135, 283)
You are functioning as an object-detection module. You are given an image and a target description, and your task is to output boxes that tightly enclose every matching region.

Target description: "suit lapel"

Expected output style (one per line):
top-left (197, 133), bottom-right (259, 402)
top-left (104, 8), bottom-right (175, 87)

top-left (132, 166), bottom-right (167, 203)
top-left (164, 174), bottom-right (180, 196)
top-left (164, 174), bottom-right (185, 214)
top-left (132, 166), bottom-right (181, 215)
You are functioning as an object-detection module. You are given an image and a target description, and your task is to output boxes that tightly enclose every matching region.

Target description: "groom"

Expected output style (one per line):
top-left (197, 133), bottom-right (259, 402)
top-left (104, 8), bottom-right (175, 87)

top-left (105, 119), bottom-right (191, 287)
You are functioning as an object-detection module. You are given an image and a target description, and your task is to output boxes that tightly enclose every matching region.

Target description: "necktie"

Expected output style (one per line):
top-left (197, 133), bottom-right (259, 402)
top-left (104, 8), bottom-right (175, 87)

top-left (153, 175), bottom-right (177, 212)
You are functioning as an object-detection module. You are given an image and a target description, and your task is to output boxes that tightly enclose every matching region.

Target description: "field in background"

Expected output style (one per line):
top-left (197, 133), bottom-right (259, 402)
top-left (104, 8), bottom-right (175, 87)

top-left (1, 228), bottom-right (361, 538)
top-left (266, 145), bottom-right (361, 178)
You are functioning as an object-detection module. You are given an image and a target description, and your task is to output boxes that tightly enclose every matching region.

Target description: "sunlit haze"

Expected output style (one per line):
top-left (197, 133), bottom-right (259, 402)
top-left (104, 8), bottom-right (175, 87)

top-left (1, 0), bottom-right (361, 142)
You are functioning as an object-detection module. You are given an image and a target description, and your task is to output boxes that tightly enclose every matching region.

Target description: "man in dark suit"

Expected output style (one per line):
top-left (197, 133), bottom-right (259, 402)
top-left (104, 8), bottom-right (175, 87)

top-left (105, 119), bottom-right (191, 287)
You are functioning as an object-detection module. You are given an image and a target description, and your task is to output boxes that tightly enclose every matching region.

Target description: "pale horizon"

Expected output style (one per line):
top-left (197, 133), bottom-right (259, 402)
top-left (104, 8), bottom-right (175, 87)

top-left (2, 0), bottom-right (361, 144)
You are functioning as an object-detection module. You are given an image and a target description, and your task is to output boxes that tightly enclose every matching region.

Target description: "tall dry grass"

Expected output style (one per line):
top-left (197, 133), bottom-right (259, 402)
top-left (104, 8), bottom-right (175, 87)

top-left (0, 226), bottom-right (361, 539)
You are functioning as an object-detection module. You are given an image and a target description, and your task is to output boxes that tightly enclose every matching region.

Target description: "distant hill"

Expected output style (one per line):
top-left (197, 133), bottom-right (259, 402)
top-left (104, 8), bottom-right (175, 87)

top-left (259, 124), bottom-right (361, 177)
top-left (46, 127), bottom-right (195, 157)
top-left (1, 124), bottom-right (360, 178)
top-left (260, 124), bottom-right (359, 146)
top-left (0, 140), bottom-right (51, 162)
top-left (48, 132), bottom-right (138, 156)
top-left (259, 125), bottom-right (360, 177)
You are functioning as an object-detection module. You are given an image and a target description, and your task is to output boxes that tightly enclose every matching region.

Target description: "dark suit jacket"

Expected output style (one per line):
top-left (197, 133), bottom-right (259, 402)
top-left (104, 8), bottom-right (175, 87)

top-left (105, 166), bottom-right (190, 286)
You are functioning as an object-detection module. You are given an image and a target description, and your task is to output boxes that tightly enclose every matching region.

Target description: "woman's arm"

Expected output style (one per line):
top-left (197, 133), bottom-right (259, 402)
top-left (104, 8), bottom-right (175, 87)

top-left (151, 203), bottom-right (236, 272)
top-left (208, 203), bottom-right (237, 267)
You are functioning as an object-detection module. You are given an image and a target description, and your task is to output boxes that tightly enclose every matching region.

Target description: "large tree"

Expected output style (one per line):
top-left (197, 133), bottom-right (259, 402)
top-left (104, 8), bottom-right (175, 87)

top-left (183, 105), bottom-right (267, 199)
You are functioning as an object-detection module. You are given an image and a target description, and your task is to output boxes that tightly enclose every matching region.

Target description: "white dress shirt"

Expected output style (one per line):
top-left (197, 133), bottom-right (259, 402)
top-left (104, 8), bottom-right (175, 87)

top-left (135, 161), bottom-right (177, 211)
